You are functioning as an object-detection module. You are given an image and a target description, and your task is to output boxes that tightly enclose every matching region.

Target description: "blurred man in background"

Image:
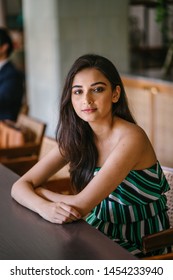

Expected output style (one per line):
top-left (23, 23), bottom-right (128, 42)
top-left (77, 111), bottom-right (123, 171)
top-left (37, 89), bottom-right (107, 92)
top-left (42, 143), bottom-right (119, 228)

top-left (0, 27), bottom-right (24, 121)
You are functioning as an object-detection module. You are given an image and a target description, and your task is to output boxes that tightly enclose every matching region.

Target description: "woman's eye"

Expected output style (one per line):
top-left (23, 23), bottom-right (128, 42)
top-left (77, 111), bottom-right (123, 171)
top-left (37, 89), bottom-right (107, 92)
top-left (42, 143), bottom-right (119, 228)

top-left (73, 89), bottom-right (82, 95)
top-left (93, 87), bottom-right (104, 93)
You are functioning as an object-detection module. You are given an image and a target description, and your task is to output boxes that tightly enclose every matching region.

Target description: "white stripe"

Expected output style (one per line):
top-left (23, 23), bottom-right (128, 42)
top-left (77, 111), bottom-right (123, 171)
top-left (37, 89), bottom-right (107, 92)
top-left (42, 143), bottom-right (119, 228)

top-left (144, 169), bottom-right (158, 178)
top-left (150, 203), bottom-right (155, 216)
top-left (124, 179), bottom-right (158, 200)
top-left (109, 194), bottom-right (126, 205)
top-left (93, 170), bottom-right (99, 176)
top-left (108, 201), bottom-right (115, 223)
top-left (131, 249), bottom-right (141, 255)
top-left (128, 205), bottom-right (136, 222)
top-left (157, 215), bottom-right (164, 231)
top-left (103, 222), bottom-right (109, 234)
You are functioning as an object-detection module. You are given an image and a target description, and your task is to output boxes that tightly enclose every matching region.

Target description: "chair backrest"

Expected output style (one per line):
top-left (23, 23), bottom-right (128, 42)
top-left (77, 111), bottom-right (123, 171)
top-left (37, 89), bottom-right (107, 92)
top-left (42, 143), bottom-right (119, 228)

top-left (142, 167), bottom-right (173, 259)
top-left (0, 120), bottom-right (36, 148)
top-left (17, 114), bottom-right (46, 145)
top-left (0, 114), bottom-right (46, 157)
top-left (162, 166), bottom-right (173, 228)
top-left (0, 115), bottom-right (47, 176)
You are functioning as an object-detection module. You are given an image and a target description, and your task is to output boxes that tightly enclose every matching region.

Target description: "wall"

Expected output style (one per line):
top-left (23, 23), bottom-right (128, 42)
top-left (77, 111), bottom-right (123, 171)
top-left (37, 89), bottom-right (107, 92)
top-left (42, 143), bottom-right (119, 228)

top-left (23, 0), bottom-right (129, 136)
top-left (58, 0), bottom-right (129, 82)
top-left (23, 0), bottom-right (61, 136)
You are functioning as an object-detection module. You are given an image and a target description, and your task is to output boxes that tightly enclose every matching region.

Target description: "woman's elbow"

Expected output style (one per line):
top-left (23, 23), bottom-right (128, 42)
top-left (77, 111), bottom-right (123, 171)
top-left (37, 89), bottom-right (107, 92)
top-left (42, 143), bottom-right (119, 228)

top-left (11, 179), bottom-right (26, 200)
top-left (73, 196), bottom-right (91, 218)
top-left (11, 181), bottom-right (19, 199)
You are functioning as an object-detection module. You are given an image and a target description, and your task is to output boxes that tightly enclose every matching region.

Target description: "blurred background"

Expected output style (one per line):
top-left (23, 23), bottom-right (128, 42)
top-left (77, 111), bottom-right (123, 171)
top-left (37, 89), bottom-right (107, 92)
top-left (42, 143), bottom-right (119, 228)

top-left (0, 0), bottom-right (173, 138)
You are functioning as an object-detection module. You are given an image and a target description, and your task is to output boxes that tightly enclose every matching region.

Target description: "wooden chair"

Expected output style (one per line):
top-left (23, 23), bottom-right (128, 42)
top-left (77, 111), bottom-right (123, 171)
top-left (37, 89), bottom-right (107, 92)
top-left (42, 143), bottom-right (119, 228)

top-left (142, 166), bottom-right (173, 260)
top-left (163, 166), bottom-right (173, 227)
top-left (0, 114), bottom-right (46, 175)
top-left (39, 136), bottom-right (72, 194)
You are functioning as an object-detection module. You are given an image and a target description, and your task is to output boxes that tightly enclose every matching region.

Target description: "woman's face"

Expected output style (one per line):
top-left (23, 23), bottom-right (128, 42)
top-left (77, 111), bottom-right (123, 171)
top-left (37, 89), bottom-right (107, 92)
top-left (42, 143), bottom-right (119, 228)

top-left (71, 68), bottom-right (120, 124)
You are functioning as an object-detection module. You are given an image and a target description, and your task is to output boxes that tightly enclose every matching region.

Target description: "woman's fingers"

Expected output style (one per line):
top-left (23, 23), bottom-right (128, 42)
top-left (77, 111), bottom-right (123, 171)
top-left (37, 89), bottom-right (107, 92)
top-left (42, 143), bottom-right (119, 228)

top-left (59, 202), bottom-right (81, 220)
top-left (39, 201), bottom-right (81, 224)
top-left (54, 202), bottom-right (81, 223)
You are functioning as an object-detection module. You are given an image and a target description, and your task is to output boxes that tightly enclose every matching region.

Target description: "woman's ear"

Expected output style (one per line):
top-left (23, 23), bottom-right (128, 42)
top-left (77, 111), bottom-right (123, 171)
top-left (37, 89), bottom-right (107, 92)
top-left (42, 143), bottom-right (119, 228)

top-left (112, 85), bottom-right (121, 103)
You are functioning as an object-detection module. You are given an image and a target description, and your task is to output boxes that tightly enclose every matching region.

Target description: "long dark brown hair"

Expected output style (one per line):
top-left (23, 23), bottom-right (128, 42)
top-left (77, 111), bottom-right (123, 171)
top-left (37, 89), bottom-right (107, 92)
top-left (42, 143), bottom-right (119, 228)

top-left (56, 54), bottom-right (136, 193)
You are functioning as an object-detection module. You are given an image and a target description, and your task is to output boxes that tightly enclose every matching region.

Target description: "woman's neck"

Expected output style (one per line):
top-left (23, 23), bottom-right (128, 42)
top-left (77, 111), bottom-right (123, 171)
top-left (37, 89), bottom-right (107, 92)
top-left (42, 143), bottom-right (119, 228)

top-left (91, 116), bottom-right (117, 143)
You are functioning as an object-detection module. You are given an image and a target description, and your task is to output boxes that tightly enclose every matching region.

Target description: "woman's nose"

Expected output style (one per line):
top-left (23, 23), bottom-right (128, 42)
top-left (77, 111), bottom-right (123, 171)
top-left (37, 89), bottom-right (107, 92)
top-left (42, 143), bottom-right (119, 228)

top-left (83, 93), bottom-right (93, 104)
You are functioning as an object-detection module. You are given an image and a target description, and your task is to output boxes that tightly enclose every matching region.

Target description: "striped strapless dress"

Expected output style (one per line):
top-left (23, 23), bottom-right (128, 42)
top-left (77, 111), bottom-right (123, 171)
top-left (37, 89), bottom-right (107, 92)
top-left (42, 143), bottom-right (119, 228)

top-left (86, 161), bottom-right (170, 257)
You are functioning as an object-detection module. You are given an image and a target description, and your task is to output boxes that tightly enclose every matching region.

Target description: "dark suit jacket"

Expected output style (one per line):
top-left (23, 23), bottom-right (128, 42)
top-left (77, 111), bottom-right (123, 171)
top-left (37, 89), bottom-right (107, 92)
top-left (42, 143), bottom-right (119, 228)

top-left (0, 61), bottom-right (24, 121)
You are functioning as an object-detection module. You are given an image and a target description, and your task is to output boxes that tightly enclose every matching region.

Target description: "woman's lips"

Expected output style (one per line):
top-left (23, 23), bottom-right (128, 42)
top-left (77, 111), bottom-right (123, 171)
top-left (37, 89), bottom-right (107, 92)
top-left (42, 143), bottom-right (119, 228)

top-left (82, 108), bottom-right (97, 113)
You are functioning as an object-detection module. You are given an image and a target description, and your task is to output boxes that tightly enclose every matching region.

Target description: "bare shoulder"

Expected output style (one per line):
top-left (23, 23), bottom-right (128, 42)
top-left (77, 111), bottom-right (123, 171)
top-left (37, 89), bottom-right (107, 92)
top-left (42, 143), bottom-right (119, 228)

top-left (129, 123), bottom-right (149, 144)
top-left (112, 118), bottom-right (156, 169)
top-left (116, 118), bottom-right (149, 145)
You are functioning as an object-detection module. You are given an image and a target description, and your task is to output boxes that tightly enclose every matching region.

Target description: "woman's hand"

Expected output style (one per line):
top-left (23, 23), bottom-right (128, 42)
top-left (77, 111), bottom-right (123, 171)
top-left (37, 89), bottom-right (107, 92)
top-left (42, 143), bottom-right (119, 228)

top-left (38, 200), bottom-right (81, 224)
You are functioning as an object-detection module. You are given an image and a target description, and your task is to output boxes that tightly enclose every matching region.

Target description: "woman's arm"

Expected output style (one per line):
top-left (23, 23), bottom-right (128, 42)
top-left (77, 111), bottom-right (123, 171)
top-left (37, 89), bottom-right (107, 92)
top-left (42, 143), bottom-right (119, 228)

top-left (11, 145), bottom-right (81, 223)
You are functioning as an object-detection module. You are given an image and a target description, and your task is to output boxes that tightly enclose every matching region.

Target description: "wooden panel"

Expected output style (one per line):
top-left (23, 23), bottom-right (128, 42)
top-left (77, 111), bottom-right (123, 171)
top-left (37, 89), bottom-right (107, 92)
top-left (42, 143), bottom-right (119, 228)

top-left (154, 92), bottom-right (173, 166)
top-left (125, 86), bottom-right (152, 140)
top-left (122, 75), bottom-right (173, 167)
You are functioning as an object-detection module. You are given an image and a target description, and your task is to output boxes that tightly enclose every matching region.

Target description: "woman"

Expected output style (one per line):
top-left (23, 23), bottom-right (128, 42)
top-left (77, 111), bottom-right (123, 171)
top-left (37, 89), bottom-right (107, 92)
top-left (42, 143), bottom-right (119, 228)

top-left (11, 54), bottom-right (170, 257)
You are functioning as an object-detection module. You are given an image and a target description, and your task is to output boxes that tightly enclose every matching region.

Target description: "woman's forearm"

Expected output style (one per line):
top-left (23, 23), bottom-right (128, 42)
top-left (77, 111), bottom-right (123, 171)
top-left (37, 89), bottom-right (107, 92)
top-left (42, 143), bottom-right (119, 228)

top-left (11, 181), bottom-right (82, 223)
top-left (35, 187), bottom-right (77, 209)
top-left (35, 186), bottom-right (90, 217)
top-left (11, 181), bottom-right (49, 214)
top-left (35, 187), bottom-right (65, 203)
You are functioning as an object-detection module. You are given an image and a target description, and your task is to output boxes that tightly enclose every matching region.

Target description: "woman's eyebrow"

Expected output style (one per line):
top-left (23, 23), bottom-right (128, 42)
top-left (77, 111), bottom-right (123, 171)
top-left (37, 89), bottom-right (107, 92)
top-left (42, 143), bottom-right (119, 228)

top-left (72, 82), bottom-right (107, 89)
top-left (91, 82), bottom-right (107, 86)
top-left (72, 85), bottom-right (82, 89)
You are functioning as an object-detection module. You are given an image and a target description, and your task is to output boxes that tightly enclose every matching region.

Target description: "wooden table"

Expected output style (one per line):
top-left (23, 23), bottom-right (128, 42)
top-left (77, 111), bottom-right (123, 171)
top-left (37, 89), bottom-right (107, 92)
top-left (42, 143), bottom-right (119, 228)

top-left (0, 164), bottom-right (137, 260)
